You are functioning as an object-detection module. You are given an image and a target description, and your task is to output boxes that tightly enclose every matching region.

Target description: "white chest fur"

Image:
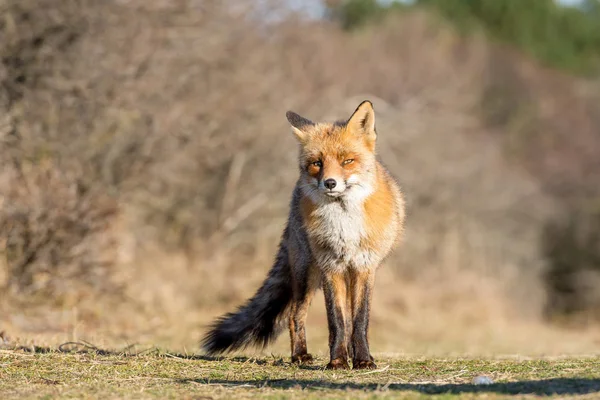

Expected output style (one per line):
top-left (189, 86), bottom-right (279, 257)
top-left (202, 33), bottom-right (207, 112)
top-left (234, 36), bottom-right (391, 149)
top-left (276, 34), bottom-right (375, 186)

top-left (308, 199), bottom-right (378, 272)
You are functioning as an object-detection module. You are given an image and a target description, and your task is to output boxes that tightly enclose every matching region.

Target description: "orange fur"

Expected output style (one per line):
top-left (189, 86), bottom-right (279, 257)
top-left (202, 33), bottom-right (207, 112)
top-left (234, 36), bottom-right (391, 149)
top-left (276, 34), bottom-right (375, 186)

top-left (329, 272), bottom-right (348, 312)
top-left (300, 196), bottom-right (314, 223)
top-left (301, 128), bottom-right (371, 183)
top-left (361, 165), bottom-right (396, 250)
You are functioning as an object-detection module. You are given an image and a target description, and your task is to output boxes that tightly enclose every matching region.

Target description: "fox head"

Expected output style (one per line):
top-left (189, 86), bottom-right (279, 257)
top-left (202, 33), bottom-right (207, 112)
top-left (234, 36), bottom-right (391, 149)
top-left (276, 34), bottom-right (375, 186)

top-left (286, 101), bottom-right (378, 202)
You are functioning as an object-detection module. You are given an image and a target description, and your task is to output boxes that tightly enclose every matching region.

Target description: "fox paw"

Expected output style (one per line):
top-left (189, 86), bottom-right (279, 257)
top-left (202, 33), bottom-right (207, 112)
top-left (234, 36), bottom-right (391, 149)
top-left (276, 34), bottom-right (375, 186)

top-left (326, 358), bottom-right (350, 370)
top-left (353, 359), bottom-right (377, 370)
top-left (291, 353), bottom-right (314, 365)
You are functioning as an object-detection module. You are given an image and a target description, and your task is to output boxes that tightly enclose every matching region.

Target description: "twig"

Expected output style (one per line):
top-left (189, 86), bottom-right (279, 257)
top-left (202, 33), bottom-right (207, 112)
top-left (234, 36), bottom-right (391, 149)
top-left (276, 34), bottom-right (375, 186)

top-left (220, 152), bottom-right (247, 224)
top-left (358, 364), bottom-right (390, 375)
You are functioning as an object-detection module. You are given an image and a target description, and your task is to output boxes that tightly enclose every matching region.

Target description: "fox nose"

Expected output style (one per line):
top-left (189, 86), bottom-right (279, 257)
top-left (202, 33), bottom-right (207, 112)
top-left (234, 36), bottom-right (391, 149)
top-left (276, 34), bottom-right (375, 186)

top-left (324, 178), bottom-right (337, 190)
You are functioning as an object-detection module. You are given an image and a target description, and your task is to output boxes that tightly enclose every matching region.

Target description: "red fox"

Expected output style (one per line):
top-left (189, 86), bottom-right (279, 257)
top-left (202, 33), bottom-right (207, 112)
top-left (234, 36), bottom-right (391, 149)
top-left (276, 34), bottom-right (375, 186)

top-left (201, 101), bottom-right (405, 369)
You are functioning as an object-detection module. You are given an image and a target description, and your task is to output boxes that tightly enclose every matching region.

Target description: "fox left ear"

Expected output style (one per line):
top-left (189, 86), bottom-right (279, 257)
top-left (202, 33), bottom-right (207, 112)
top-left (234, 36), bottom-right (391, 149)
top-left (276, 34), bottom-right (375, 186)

top-left (347, 100), bottom-right (376, 143)
top-left (286, 111), bottom-right (314, 143)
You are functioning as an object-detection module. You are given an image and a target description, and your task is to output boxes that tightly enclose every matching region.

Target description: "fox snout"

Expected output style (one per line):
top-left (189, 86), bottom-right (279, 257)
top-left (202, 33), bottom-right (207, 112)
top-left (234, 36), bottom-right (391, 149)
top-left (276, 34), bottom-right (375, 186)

top-left (319, 175), bottom-right (346, 197)
top-left (324, 178), bottom-right (337, 190)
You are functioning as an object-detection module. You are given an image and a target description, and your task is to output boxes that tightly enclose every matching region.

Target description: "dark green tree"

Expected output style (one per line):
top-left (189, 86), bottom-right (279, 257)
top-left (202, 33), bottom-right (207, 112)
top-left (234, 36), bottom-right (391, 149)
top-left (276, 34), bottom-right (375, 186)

top-left (326, 0), bottom-right (600, 75)
top-left (416, 0), bottom-right (600, 75)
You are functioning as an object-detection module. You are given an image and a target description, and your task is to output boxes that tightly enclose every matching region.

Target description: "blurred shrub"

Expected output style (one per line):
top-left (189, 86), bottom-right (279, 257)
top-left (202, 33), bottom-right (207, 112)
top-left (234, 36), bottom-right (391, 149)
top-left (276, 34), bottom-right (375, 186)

top-left (0, 161), bottom-right (118, 301)
top-left (0, 0), bottom-right (115, 302)
top-left (480, 52), bottom-right (536, 134)
top-left (543, 207), bottom-right (600, 323)
top-left (0, 0), bottom-right (86, 105)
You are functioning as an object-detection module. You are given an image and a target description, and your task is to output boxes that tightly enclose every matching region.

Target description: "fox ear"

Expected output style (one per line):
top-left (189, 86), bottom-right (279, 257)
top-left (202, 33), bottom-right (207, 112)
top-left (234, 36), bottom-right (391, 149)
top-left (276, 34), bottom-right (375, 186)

top-left (286, 111), bottom-right (313, 142)
top-left (347, 100), bottom-right (376, 142)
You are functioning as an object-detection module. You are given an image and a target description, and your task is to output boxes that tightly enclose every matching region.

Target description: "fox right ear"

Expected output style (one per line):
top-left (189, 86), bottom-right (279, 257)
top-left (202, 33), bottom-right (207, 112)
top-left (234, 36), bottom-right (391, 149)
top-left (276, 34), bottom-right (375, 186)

top-left (286, 111), bottom-right (313, 142)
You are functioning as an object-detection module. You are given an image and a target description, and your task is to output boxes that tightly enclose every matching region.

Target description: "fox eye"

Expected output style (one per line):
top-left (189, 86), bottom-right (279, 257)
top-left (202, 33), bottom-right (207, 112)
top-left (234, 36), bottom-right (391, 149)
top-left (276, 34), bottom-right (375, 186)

top-left (311, 160), bottom-right (322, 168)
top-left (342, 159), bottom-right (354, 166)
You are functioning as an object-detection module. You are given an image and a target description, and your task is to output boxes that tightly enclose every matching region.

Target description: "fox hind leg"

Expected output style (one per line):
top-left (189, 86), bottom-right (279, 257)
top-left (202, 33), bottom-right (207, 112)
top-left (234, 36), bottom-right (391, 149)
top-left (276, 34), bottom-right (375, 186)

top-left (289, 292), bottom-right (315, 364)
top-left (289, 265), bottom-right (318, 364)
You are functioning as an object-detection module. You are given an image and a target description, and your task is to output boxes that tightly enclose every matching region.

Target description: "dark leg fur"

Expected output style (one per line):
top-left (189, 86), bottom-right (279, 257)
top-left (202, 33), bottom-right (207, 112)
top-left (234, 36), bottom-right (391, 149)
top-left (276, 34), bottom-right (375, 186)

top-left (349, 269), bottom-right (377, 369)
top-left (289, 289), bottom-right (314, 364)
top-left (323, 271), bottom-right (350, 370)
top-left (289, 261), bottom-right (318, 364)
top-left (345, 277), bottom-right (354, 360)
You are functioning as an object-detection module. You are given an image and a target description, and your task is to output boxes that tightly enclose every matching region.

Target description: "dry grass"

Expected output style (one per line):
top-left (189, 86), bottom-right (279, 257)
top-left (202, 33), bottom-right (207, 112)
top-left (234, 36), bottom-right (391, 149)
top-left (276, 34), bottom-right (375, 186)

top-left (0, 346), bottom-right (599, 399)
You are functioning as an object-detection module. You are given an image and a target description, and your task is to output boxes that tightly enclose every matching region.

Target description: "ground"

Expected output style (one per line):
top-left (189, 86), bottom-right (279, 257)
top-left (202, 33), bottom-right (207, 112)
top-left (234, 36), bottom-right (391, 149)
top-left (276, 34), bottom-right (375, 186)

top-left (1, 346), bottom-right (599, 399)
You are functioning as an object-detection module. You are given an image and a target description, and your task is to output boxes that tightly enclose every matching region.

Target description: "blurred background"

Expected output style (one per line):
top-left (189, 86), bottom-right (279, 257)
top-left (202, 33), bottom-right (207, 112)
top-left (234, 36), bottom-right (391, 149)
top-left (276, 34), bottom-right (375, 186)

top-left (1, 0), bottom-right (599, 355)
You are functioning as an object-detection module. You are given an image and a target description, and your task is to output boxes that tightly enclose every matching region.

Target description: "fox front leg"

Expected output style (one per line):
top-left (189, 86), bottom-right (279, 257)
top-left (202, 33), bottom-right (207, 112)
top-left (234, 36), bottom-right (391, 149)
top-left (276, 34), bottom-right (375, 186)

top-left (322, 271), bottom-right (350, 370)
top-left (349, 269), bottom-right (377, 369)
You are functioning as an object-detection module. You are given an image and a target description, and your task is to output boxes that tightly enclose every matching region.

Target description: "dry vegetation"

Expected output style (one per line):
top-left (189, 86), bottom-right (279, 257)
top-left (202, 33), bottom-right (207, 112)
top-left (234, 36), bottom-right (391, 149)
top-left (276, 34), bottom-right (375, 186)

top-left (1, 0), bottom-right (600, 356)
top-left (1, 348), bottom-right (599, 399)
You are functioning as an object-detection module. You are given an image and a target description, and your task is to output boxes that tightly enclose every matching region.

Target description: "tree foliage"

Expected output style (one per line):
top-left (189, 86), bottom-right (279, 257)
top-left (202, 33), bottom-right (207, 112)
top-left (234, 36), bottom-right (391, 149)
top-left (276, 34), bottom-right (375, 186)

top-left (327, 0), bottom-right (600, 75)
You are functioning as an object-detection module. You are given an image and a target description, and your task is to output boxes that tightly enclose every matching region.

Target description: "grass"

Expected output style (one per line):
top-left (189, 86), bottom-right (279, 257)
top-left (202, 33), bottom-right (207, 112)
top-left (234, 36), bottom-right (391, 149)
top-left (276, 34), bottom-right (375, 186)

top-left (1, 346), bottom-right (599, 399)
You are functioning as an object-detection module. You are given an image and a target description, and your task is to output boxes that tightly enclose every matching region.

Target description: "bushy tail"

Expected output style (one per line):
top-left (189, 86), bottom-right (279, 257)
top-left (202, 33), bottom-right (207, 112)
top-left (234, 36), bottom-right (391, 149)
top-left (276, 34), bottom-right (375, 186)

top-left (201, 239), bottom-right (293, 355)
